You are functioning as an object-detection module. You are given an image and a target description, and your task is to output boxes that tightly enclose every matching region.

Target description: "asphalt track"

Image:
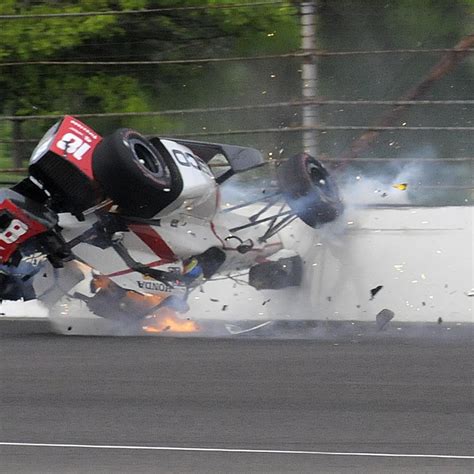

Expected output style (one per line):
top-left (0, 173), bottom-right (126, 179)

top-left (0, 329), bottom-right (473, 473)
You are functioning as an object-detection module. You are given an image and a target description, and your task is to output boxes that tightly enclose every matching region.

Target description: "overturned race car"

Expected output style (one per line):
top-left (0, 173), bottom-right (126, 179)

top-left (0, 116), bottom-right (343, 333)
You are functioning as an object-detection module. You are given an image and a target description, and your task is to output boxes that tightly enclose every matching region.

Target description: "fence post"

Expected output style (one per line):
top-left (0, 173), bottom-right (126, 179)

top-left (300, 0), bottom-right (319, 157)
top-left (11, 118), bottom-right (25, 168)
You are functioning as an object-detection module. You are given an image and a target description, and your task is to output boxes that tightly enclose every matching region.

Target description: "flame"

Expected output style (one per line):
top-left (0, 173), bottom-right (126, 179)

top-left (89, 274), bottom-right (197, 333)
top-left (142, 308), bottom-right (199, 334)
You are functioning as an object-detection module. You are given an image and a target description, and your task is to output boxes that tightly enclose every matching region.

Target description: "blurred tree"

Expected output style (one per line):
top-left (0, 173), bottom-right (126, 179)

top-left (316, 0), bottom-right (473, 157)
top-left (0, 0), bottom-right (297, 166)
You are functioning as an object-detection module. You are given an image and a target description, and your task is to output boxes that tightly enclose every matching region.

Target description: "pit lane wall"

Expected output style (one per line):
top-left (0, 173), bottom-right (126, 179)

top-left (1, 206), bottom-right (472, 323)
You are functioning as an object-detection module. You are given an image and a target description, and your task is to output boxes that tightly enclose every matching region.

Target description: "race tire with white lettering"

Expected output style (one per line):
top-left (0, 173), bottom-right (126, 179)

top-left (92, 129), bottom-right (182, 218)
top-left (277, 153), bottom-right (343, 227)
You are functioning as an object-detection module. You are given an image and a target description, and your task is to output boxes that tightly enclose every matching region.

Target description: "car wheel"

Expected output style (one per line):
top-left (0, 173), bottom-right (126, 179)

top-left (277, 153), bottom-right (343, 227)
top-left (92, 129), bottom-right (182, 218)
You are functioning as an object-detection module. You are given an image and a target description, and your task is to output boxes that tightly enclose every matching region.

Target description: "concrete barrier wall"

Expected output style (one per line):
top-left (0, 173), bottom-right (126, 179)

top-left (279, 205), bottom-right (473, 322)
top-left (0, 300), bottom-right (47, 318)
top-left (187, 206), bottom-right (473, 323)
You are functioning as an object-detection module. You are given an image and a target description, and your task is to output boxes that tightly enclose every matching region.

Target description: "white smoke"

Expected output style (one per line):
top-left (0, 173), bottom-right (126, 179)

top-left (337, 145), bottom-right (455, 208)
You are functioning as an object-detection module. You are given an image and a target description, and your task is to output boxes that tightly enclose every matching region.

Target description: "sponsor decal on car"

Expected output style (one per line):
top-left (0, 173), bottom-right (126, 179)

top-left (136, 280), bottom-right (172, 292)
top-left (49, 115), bottom-right (102, 179)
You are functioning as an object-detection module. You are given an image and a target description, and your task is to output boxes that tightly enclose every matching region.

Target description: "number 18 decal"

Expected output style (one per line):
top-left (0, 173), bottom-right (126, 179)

top-left (56, 132), bottom-right (91, 161)
top-left (0, 219), bottom-right (28, 244)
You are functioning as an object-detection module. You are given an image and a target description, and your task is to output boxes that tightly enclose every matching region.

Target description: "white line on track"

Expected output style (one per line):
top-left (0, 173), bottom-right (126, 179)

top-left (0, 442), bottom-right (472, 460)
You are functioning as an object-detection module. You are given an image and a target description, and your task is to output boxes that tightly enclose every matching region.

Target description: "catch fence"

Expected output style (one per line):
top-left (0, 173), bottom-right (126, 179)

top-left (0, 1), bottom-right (472, 203)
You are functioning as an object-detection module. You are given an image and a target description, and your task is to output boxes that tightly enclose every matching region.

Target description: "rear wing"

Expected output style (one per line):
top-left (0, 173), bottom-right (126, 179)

top-left (162, 139), bottom-right (265, 184)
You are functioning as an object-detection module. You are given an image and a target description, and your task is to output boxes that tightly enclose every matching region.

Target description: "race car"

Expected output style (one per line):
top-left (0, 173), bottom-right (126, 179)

top-left (0, 116), bottom-right (343, 332)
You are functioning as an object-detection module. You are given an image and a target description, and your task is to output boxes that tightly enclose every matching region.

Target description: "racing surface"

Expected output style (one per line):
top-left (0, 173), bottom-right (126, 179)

top-left (0, 329), bottom-right (473, 473)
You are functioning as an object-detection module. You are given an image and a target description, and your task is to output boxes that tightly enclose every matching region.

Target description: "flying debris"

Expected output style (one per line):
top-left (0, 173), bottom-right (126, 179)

top-left (392, 183), bottom-right (408, 191)
top-left (225, 321), bottom-right (272, 335)
top-left (369, 285), bottom-right (383, 300)
top-left (375, 309), bottom-right (394, 331)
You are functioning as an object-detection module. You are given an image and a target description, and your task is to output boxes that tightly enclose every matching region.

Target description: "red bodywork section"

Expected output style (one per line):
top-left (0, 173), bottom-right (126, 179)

top-left (128, 224), bottom-right (178, 263)
top-left (0, 199), bottom-right (48, 264)
top-left (49, 115), bottom-right (102, 180)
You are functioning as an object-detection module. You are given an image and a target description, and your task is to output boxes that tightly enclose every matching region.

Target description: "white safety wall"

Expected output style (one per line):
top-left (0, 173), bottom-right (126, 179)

top-left (283, 205), bottom-right (473, 322)
top-left (190, 205), bottom-right (473, 323)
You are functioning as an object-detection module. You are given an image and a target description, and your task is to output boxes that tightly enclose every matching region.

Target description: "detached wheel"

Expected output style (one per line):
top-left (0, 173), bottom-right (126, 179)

top-left (92, 129), bottom-right (182, 218)
top-left (249, 256), bottom-right (302, 290)
top-left (277, 153), bottom-right (343, 227)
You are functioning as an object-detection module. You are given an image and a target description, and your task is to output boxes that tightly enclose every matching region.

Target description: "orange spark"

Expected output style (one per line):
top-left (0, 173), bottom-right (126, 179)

top-left (142, 308), bottom-right (199, 334)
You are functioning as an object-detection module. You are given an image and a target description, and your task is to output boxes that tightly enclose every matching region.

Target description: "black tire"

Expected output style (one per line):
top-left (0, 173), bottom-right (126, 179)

top-left (277, 153), bottom-right (343, 227)
top-left (92, 129), bottom-right (182, 218)
top-left (249, 256), bottom-right (302, 290)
